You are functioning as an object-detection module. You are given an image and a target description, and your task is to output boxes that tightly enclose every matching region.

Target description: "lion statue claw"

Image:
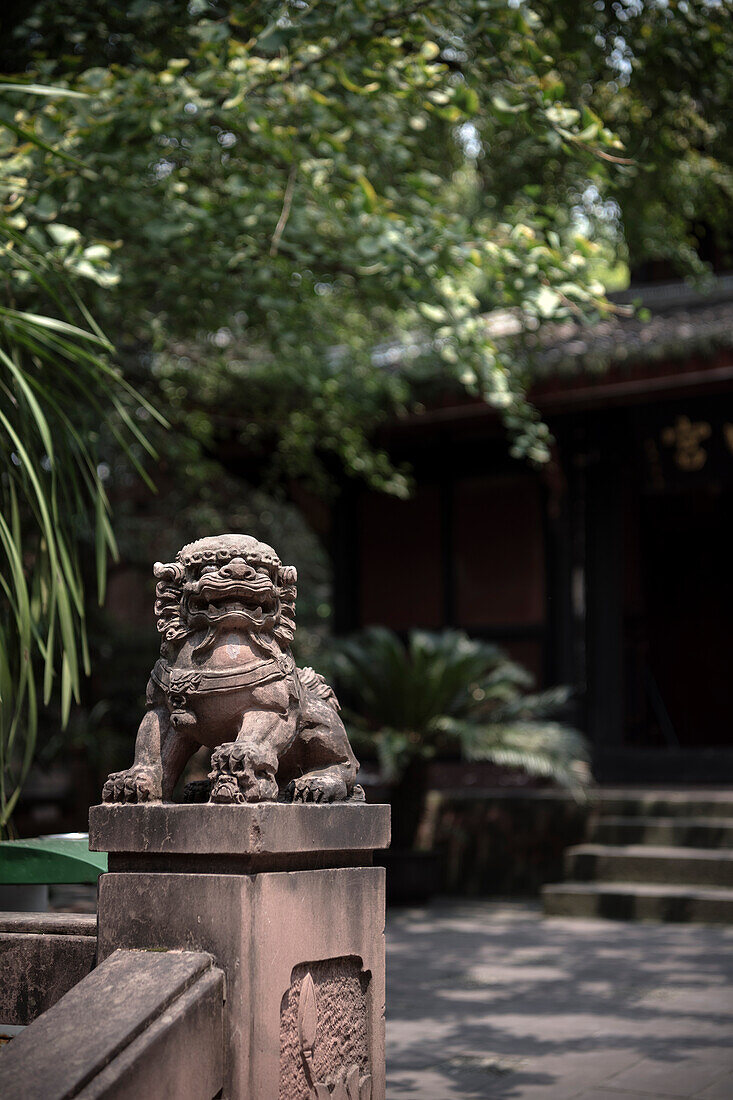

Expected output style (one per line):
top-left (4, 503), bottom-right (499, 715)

top-left (102, 534), bottom-right (360, 805)
top-left (209, 740), bottom-right (279, 803)
top-left (102, 763), bottom-right (162, 804)
top-left (286, 774), bottom-right (348, 804)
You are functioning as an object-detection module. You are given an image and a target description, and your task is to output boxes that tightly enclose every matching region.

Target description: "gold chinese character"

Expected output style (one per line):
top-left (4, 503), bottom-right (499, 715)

top-left (661, 416), bottom-right (711, 471)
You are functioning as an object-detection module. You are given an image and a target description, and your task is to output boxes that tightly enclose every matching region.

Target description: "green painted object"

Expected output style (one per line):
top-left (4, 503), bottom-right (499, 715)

top-left (0, 835), bottom-right (107, 884)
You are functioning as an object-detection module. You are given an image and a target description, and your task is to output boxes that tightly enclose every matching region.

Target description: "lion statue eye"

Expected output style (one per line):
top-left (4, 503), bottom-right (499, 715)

top-left (200, 565), bottom-right (217, 575)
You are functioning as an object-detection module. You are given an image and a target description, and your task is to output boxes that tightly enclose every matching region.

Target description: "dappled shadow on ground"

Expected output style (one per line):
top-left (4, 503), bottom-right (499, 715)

top-left (386, 900), bottom-right (733, 1099)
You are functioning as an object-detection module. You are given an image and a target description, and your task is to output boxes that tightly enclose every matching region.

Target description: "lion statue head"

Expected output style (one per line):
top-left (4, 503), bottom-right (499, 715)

top-left (153, 534), bottom-right (297, 660)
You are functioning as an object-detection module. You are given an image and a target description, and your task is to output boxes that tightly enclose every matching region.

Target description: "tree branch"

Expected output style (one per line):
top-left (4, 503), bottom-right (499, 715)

top-left (269, 163), bottom-right (298, 256)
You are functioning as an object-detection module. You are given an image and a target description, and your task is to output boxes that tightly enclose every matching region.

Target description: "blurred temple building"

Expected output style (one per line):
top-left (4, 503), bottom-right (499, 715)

top-left (332, 274), bottom-right (733, 784)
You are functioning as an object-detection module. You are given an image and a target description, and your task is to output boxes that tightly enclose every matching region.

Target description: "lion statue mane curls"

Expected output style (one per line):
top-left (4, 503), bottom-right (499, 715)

top-left (102, 533), bottom-right (361, 806)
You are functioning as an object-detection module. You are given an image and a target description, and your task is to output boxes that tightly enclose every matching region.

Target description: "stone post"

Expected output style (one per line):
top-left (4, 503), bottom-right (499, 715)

top-left (89, 801), bottom-right (389, 1100)
top-left (88, 532), bottom-right (389, 1098)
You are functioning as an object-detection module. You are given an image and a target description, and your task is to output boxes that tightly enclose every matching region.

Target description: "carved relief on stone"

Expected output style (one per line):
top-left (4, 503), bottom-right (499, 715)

top-left (280, 958), bottom-right (371, 1100)
top-left (102, 534), bottom-right (362, 805)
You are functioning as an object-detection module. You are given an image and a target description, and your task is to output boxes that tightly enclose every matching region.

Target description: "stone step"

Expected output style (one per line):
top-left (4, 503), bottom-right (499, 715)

top-left (588, 816), bottom-right (733, 848)
top-left (564, 843), bottom-right (733, 887)
top-left (592, 789), bottom-right (733, 819)
top-left (542, 881), bottom-right (733, 924)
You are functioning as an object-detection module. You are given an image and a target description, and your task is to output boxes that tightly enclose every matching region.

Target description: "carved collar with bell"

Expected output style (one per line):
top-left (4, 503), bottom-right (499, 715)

top-left (150, 652), bottom-right (294, 696)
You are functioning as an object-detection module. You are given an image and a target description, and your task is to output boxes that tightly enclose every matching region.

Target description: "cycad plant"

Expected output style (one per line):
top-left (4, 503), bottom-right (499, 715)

top-left (334, 628), bottom-right (591, 849)
top-left (0, 83), bottom-right (163, 834)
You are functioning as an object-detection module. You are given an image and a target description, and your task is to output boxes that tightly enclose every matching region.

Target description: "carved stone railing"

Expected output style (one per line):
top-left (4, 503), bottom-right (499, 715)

top-left (0, 948), bottom-right (224, 1099)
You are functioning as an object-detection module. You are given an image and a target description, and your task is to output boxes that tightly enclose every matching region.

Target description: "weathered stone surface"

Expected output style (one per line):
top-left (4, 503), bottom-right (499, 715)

top-left (543, 880), bottom-right (733, 922)
top-left (0, 912), bottom-right (96, 936)
top-left (591, 788), bottom-right (733, 818)
top-left (89, 801), bottom-right (390, 860)
top-left (565, 843), bottom-right (733, 886)
top-left (0, 931), bottom-right (97, 1026)
top-left (545, 786), bottom-right (733, 926)
top-left (76, 966), bottom-right (223, 1100)
top-left (101, 533), bottom-right (361, 806)
top-left (0, 947), bottom-right (224, 1100)
top-left (279, 958), bottom-right (371, 1099)
top-left (0, 913), bottom-right (98, 1027)
top-left (97, 867), bottom-right (386, 1100)
top-left (589, 814), bottom-right (733, 847)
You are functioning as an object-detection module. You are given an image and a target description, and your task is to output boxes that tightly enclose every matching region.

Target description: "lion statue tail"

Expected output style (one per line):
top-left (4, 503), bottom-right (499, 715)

top-left (297, 666), bottom-right (341, 712)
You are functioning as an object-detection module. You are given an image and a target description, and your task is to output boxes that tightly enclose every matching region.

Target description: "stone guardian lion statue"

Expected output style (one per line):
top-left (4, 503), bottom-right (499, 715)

top-left (102, 534), bottom-right (360, 805)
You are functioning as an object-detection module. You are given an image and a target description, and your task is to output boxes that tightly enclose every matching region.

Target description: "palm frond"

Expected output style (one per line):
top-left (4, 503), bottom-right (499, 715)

top-left (434, 715), bottom-right (592, 793)
top-left (335, 627), bottom-right (592, 794)
top-left (0, 84), bottom-right (164, 834)
top-left (483, 685), bottom-right (573, 723)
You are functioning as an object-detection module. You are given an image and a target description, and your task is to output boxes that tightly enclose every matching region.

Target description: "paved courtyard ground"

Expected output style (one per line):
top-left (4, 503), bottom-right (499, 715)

top-left (386, 901), bottom-right (733, 1100)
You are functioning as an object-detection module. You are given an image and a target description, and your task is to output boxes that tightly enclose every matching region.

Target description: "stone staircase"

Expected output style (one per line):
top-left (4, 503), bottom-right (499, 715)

top-left (542, 789), bottom-right (733, 924)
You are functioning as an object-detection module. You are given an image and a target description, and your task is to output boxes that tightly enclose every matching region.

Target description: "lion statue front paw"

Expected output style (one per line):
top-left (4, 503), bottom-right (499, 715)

top-left (209, 774), bottom-right (245, 805)
top-left (208, 741), bottom-right (279, 804)
top-left (286, 774), bottom-right (348, 803)
top-left (102, 764), bottom-right (162, 804)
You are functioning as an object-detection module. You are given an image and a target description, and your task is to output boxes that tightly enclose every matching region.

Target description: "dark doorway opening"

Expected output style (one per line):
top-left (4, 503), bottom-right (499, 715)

top-left (626, 485), bottom-right (733, 749)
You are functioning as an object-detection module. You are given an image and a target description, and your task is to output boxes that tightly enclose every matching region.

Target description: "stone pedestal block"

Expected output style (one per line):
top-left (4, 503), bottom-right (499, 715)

top-left (90, 803), bottom-right (389, 1100)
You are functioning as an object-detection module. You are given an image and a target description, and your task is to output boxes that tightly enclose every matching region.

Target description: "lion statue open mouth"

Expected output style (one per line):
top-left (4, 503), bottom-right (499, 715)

top-left (102, 533), bottom-right (361, 806)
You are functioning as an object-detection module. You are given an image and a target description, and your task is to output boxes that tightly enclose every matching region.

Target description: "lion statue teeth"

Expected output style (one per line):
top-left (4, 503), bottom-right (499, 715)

top-left (102, 533), bottom-right (361, 806)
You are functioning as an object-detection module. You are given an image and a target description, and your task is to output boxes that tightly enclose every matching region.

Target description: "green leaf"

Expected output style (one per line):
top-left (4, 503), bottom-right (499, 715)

top-left (47, 223), bottom-right (82, 246)
top-left (534, 286), bottom-right (561, 317)
top-left (0, 82), bottom-right (89, 98)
